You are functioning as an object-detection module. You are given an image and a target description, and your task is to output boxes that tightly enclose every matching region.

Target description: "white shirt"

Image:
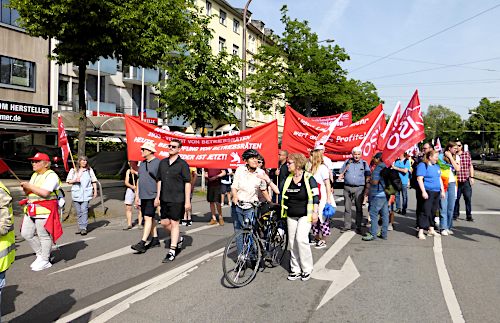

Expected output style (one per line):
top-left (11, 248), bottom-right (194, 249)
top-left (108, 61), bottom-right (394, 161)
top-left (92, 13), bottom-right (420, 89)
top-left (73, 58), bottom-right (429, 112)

top-left (232, 166), bottom-right (266, 203)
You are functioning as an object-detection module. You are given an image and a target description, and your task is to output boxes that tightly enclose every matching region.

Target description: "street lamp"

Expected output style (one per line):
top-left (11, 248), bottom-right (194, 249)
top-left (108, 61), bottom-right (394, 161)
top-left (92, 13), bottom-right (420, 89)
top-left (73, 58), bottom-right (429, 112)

top-left (241, 0), bottom-right (253, 130)
top-left (469, 110), bottom-right (485, 153)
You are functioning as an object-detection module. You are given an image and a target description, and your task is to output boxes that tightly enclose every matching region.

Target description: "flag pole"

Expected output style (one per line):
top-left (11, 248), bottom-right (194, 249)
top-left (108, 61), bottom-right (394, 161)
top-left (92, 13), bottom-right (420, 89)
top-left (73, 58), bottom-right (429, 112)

top-left (68, 142), bottom-right (76, 170)
top-left (9, 169), bottom-right (21, 182)
top-left (380, 101), bottom-right (401, 140)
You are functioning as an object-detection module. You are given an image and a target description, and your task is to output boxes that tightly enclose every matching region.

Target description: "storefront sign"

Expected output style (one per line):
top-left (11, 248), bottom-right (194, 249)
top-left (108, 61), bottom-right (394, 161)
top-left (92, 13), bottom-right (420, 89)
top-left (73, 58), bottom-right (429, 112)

top-left (0, 100), bottom-right (52, 125)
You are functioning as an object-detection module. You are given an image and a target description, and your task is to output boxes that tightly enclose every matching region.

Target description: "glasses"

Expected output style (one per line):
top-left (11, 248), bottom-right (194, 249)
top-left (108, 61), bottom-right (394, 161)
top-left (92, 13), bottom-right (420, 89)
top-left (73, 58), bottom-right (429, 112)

top-left (168, 145), bottom-right (179, 149)
top-left (457, 144), bottom-right (462, 147)
top-left (141, 148), bottom-right (149, 152)
top-left (258, 160), bottom-right (263, 164)
top-left (287, 161), bottom-right (294, 165)
top-left (31, 160), bottom-right (42, 164)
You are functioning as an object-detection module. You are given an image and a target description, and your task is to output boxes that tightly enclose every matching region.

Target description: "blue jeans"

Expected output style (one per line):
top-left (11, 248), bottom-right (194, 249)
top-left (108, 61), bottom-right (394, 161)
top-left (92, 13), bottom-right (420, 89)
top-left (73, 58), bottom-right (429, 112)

top-left (395, 184), bottom-right (408, 211)
top-left (369, 196), bottom-right (389, 238)
top-left (441, 182), bottom-right (456, 230)
top-left (74, 201), bottom-right (89, 230)
top-left (231, 205), bottom-right (256, 254)
top-left (0, 270), bottom-right (5, 320)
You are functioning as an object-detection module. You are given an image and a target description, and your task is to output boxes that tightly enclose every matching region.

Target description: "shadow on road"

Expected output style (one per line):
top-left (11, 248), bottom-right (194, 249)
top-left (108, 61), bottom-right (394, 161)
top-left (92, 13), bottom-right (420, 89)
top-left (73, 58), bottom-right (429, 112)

top-left (10, 289), bottom-right (76, 323)
top-left (51, 240), bottom-right (89, 264)
top-left (1, 284), bottom-right (23, 316)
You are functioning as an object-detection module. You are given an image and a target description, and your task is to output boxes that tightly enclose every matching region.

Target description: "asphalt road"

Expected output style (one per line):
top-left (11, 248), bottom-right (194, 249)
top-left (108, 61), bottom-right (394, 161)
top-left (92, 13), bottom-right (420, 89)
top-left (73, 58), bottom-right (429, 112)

top-left (3, 180), bottom-right (499, 323)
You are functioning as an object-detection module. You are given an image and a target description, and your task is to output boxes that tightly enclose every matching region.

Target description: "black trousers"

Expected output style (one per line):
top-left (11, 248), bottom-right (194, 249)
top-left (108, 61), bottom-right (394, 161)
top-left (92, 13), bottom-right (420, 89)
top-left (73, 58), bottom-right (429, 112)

top-left (421, 190), bottom-right (440, 230)
top-left (415, 186), bottom-right (425, 227)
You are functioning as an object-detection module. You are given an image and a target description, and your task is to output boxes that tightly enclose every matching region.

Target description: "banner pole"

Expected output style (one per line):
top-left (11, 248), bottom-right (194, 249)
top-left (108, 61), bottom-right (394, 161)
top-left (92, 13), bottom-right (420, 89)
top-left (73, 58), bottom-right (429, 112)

top-left (9, 169), bottom-right (21, 182)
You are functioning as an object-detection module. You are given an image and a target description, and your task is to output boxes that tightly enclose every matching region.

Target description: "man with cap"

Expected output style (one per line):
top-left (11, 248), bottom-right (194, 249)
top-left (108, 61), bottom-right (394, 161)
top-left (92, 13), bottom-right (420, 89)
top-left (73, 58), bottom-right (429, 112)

top-left (131, 142), bottom-right (161, 253)
top-left (20, 152), bottom-right (63, 271)
top-left (363, 152), bottom-right (389, 241)
top-left (338, 146), bottom-right (371, 233)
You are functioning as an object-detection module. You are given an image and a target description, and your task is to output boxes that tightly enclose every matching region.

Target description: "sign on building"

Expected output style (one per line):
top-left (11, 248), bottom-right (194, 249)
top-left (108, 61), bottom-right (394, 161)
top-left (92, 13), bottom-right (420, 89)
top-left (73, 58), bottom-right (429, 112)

top-left (0, 100), bottom-right (52, 125)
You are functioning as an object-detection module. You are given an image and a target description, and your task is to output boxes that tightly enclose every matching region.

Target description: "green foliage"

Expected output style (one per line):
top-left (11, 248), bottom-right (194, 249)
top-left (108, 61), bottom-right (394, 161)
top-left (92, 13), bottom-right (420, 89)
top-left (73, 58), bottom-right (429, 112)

top-left (158, 11), bottom-right (242, 130)
top-left (247, 5), bottom-right (381, 118)
top-left (465, 98), bottom-right (500, 152)
top-left (423, 105), bottom-right (464, 144)
top-left (10, 0), bottom-right (196, 153)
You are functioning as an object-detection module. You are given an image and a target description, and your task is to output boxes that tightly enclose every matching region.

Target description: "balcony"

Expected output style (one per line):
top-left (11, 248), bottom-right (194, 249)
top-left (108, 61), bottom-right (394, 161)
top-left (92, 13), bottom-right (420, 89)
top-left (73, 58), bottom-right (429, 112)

top-left (87, 101), bottom-right (117, 114)
top-left (72, 57), bottom-right (117, 75)
top-left (123, 67), bottom-right (159, 85)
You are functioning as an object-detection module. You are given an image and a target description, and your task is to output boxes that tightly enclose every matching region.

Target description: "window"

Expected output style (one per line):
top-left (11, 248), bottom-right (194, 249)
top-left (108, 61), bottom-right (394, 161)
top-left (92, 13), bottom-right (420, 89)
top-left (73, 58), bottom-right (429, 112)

top-left (85, 74), bottom-right (105, 101)
top-left (1, 0), bottom-right (20, 27)
top-left (232, 45), bottom-right (239, 57)
top-left (219, 10), bottom-right (226, 25)
top-left (233, 19), bottom-right (240, 33)
top-left (205, 1), bottom-right (212, 15)
top-left (249, 59), bottom-right (256, 73)
top-left (58, 79), bottom-right (69, 102)
top-left (218, 37), bottom-right (226, 52)
top-left (0, 55), bottom-right (35, 89)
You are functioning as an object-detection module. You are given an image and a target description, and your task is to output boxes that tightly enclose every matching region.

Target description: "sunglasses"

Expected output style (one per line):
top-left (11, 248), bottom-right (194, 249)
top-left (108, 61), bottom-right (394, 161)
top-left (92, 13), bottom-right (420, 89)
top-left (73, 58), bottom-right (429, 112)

top-left (31, 160), bottom-right (43, 164)
top-left (457, 144), bottom-right (462, 147)
top-left (168, 145), bottom-right (179, 149)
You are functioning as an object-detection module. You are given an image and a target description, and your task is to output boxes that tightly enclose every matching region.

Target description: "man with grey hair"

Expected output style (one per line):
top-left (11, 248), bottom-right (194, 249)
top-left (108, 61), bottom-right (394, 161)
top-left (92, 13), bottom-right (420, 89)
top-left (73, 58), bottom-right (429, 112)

top-left (338, 146), bottom-right (371, 233)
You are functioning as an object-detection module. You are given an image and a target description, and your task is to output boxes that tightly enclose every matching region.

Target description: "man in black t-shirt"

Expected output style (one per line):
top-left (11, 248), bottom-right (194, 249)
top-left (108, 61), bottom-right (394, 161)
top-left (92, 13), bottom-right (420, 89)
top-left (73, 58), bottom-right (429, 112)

top-left (155, 139), bottom-right (191, 262)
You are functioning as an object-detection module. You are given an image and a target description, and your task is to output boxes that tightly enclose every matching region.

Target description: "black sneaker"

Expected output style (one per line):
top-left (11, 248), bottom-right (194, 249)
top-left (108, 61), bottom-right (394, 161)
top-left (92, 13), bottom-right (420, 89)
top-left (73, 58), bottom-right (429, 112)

top-left (401, 209), bottom-right (407, 215)
top-left (145, 238), bottom-right (160, 249)
top-left (466, 218), bottom-right (474, 222)
top-left (162, 251), bottom-right (176, 263)
top-left (301, 272), bottom-right (311, 281)
top-left (131, 241), bottom-right (147, 253)
top-left (287, 272), bottom-right (301, 281)
top-left (186, 220), bottom-right (193, 226)
top-left (180, 219), bottom-right (186, 226)
top-left (340, 228), bottom-right (351, 233)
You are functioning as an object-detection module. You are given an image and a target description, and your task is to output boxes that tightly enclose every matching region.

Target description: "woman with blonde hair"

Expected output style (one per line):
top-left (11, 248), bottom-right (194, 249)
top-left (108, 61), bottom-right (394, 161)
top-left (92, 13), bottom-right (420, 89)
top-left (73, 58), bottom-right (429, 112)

top-left (66, 156), bottom-right (97, 235)
top-left (308, 149), bottom-right (334, 249)
top-left (438, 141), bottom-right (460, 235)
top-left (281, 153), bottom-right (319, 281)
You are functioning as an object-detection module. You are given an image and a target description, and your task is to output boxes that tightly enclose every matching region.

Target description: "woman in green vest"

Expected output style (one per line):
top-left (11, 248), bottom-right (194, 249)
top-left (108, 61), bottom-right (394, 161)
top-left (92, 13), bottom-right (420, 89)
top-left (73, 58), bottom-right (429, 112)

top-left (0, 180), bottom-right (15, 320)
top-left (281, 153), bottom-right (319, 282)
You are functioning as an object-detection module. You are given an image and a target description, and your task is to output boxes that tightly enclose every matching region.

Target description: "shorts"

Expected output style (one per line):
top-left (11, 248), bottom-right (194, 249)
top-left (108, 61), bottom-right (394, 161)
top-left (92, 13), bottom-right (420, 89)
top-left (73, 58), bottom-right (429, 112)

top-left (221, 183), bottom-right (232, 194)
top-left (141, 199), bottom-right (156, 217)
top-left (207, 185), bottom-right (221, 203)
top-left (124, 188), bottom-right (135, 205)
top-left (160, 201), bottom-right (185, 221)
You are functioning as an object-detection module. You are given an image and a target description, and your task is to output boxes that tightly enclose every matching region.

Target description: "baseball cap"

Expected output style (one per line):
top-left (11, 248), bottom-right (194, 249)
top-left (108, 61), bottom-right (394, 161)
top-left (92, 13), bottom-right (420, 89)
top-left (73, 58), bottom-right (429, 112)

top-left (140, 142), bottom-right (157, 153)
top-left (28, 152), bottom-right (50, 161)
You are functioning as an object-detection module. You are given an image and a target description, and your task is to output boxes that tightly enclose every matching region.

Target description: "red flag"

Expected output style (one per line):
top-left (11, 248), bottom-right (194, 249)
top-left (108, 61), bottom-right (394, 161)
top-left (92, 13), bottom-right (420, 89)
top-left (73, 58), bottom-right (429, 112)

top-left (382, 90), bottom-right (425, 164)
top-left (358, 104), bottom-right (386, 162)
top-left (377, 102), bottom-right (401, 151)
top-left (58, 115), bottom-right (70, 171)
top-left (434, 138), bottom-right (442, 152)
top-left (0, 159), bottom-right (11, 175)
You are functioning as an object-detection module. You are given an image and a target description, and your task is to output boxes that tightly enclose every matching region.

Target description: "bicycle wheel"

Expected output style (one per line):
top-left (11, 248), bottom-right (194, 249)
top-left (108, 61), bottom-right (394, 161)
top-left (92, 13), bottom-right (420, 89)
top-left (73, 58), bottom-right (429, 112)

top-left (222, 229), bottom-right (261, 287)
top-left (266, 219), bottom-right (288, 267)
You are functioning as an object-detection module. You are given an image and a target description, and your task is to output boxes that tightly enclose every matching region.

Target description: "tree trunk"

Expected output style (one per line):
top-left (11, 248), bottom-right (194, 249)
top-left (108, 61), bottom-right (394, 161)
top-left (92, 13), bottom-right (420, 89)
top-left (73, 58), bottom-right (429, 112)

top-left (77, 64), bottom-right (87, 156)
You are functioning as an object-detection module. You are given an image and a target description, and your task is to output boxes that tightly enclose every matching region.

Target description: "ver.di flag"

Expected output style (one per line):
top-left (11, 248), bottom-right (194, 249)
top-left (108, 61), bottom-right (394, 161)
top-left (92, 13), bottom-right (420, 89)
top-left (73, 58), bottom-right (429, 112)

top-left (382, 90), bottom-right (426, 164)
top-left (377, 102), bottom-right (401, 152)
top-left (357, 104), bottom-right (386, 162)
top-left (58, 115), bottom-right (71, 171)
top-left (314, 113), bottom-right (344, 147)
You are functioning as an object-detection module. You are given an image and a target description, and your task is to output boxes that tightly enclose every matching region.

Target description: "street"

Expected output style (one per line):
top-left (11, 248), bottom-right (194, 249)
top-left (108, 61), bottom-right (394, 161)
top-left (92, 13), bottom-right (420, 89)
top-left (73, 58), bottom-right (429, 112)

top-left (3, 180), bottom-right (500, 323)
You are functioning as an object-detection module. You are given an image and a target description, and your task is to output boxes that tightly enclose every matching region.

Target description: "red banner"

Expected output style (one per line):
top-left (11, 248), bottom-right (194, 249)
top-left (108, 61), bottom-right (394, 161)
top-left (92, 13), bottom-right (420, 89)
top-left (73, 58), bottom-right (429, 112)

top-left (377, 102), bottom-right (401, 152)
top-left (382, 90), bottom-right (425, 164)
top-left (0, 158), bottom-right (10, 175)
top-left (358, 104), bottom-right (386, 162)
top-left (125, 115), bottom-right (279, 168)
top-left (282, 105), bottom-right (384, 161)
top-left (311, 111), bottom-right (352, 127)
top-left (58, 115), bottom-right (70, 171)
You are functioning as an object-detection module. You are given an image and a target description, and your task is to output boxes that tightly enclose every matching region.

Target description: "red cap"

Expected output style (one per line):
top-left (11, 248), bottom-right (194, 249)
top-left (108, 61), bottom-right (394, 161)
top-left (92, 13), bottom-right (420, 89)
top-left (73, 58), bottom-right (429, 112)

top-left (28, 152), bottom-right (50, 161)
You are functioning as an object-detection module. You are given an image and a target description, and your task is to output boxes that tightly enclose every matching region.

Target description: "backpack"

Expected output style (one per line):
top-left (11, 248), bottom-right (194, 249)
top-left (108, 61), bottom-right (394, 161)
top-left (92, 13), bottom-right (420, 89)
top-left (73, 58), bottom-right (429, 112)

top-left (380, 167), bottom-right (402, 195)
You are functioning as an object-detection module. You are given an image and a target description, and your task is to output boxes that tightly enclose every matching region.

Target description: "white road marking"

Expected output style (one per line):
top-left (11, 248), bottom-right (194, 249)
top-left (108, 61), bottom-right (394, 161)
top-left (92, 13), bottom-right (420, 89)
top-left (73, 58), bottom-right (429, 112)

top-left (433, 236), bottom-right (465, 323)
top-left (53, 237), bottom-right (95, 249)
top-left (459, 211), bottom-right (500, 215)
top-left (185, 223), bottom-right (221, 234)
top-left (312, 230), bottom-right (359, 310)
top-left (56, 247), bottom-right (225, 323)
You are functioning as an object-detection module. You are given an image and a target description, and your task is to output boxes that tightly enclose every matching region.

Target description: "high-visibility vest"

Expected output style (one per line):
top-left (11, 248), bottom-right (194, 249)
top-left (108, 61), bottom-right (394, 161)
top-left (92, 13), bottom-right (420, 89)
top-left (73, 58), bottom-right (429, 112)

top-left (27, 169), bottom-right (61, 215)
top-left (0, 181), bottom-right (15, 272)
top-left (280, 172), bottom-right (315, 222)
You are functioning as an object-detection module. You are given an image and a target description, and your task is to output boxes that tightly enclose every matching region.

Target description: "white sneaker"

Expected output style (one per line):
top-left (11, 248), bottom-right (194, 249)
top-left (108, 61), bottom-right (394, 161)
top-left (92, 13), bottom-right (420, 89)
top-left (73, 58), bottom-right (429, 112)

top-left (441, 230), bottom-right (449, 236)
top-left (447, 229), bottom-right (454, 235)
top-left (30, 256), bottom-right (43, 269)
top-left (32, 260), bottom-right (52, 271)
top-left (388, 224), bottom-right (394, 231)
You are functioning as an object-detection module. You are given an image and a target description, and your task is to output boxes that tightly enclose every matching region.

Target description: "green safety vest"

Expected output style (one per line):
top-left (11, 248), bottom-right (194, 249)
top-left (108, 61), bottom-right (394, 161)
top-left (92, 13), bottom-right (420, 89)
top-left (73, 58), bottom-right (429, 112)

top-left (0, 182), bottom-right (15, 272)
top-left (280, 172), bottom-right (315, 222)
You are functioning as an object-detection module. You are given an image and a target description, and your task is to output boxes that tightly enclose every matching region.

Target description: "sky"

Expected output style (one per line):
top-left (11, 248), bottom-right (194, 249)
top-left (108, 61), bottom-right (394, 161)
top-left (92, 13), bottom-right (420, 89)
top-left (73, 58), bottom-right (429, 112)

top-left (231, 0), bottom-right (500, 120)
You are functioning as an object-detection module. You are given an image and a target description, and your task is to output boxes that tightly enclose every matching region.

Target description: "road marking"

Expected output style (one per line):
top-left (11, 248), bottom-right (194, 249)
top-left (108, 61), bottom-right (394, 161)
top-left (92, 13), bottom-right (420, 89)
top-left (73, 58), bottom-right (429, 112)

top-left (50, 224), bottom-right (219, 274)
top-left (56, 247), bottom-right (225, 323)
top-left (433, 236), bottom-right (465, 323)
top-left (312, 230), bottom-right (359, 310)
top-left (53, 237), bottom-right (96, 249)
top-left (459, 211), bottom-right (500, 215)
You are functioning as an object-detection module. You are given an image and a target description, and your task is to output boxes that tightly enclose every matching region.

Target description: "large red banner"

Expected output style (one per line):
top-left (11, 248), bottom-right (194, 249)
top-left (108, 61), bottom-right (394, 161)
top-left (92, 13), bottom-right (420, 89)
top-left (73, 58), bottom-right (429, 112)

top-left (125, 115), bottom-right (279, 168)
top-left (282, 105), bottom-right (384, 161)
top-left (358, 104), bottom-right (386, 162)
top-left (382, 90), bottom-right (425, 164)
top-left (311, 111), bottom-right (352, 127)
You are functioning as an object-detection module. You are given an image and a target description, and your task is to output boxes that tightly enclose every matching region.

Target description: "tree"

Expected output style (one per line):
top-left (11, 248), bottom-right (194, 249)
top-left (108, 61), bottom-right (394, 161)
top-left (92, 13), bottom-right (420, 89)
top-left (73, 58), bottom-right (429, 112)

top-left (10, 0), bottom-right (195, 155)
top-left (423, 105), bottom-right (464, 144)
top-left (246, 5), bottom-right (381, 118)
top-left (465, 98), bottom-right (500, 152)
top-left (158, 13), bottom-right (242, 134)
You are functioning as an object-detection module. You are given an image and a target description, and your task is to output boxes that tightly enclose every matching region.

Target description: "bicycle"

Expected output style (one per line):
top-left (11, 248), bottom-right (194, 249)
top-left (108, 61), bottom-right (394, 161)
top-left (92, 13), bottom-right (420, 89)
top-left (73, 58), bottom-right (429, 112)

top-left (222, 201), bottom-right (288, 288)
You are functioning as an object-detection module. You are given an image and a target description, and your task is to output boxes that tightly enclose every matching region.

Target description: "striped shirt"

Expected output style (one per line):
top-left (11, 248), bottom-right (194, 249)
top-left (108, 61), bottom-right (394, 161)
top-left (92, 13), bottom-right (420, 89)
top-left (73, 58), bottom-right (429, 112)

top-left (456, 152), bottom-right (472, 182)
